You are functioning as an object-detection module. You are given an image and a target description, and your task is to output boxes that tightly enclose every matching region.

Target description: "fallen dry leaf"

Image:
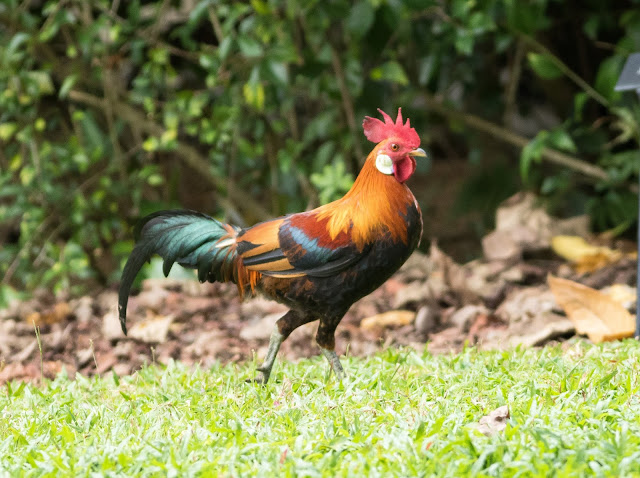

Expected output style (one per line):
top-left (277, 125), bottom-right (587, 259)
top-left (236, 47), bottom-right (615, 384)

top-left (508, 314), bottom-right (575, 348)
top-left (25, 302), bottom-right (71, 326)
top-left (429, 241), bottom-right (479, 305)
top-left (393, 281), bottom-right (427, 309)
top-left (552, 235), bottom-right (603, 262)
top-left (239, 312), bottom-right (282, 341)
top-left (496, 286), bottom-right (557, 322)
top-left (482, 230), bottom-right (523, 261)
top-left (102, 309), bottom-right (126, 341)
top-left (360, 310), bottom-right (416, 331)
top-left (601, 284), bottom-right (636, 311)
top-left (477, 405), bottom-right (510, 436)
top-left (551, 235), bottom-right (624, 274)
top-left (414, 306), bottom-right (438, 334)
top-left (449, 305), bottom-right (489, 332)
top-left (128, 313), bottom-right (175, 343)
top-left (548, 275), bottom-right (634, 342)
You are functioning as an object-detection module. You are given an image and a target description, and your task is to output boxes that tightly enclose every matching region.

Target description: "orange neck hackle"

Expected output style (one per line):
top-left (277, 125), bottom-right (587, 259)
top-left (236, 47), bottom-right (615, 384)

top-left (314, 142), bottom-right (417, 250)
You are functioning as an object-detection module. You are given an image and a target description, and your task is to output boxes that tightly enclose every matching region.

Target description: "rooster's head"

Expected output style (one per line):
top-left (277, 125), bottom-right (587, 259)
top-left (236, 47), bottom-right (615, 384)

top-left (362, 108), bottom-right (426, 183)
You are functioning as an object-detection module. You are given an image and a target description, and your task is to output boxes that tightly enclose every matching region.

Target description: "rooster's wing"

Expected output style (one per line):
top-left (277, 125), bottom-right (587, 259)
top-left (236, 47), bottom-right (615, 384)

top-left (237, 213), bottom-right (368, 279)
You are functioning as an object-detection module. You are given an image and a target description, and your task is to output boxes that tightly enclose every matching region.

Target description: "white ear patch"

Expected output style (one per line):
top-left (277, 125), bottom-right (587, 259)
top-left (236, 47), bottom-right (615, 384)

top-left (375, 154), bottom-right (394, 175)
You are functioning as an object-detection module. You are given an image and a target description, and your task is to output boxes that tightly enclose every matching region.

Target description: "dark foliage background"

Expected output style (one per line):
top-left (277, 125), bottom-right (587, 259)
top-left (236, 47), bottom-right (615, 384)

top-left (1, 0), bottom-right (639, 304)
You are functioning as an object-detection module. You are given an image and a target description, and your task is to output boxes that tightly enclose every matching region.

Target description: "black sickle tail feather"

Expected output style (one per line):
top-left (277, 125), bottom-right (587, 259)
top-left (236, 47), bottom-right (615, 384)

top-left (118, 209), bottom-right (240, 334)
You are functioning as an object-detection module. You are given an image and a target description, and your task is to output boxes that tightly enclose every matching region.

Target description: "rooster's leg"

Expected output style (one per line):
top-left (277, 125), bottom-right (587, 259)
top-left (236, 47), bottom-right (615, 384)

top-left (252, 328), bottom-right (283, 384)
top-left (320, 348), bottom-right (345, 381)
top-left (250, 310), bottom-right (314, 384)
top-left (316, 315), bottom-right (345, 381)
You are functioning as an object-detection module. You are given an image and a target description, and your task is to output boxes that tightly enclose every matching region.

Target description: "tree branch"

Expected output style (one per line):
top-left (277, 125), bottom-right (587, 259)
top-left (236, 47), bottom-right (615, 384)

top-left (503, 38), bottom-right (525, 125)
top-left (420, 93), bottom-right (638, 193)
top-left (517, 32), bottom-right (610, 108)
top-left (330, 45), bottom-right (364, 163)
top-left (68, 90), bottom-right (272, 221)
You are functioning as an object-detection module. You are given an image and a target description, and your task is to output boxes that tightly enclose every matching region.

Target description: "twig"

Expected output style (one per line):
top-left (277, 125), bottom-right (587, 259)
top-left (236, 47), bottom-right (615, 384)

top-left (68, 90), bottom-right (272, 221)
top-left (101, 68), bottom-right (126, 181)
top-left (90, 339), bottom-right (100, 377)
top-left (93, 3), bottom-right (201, 62)
top-left (330, 45), bottom-right (364, 163)
top-left (144, 0), bottom-right (171, 41)
top-left (33, 322), bottom-right (43, 382)
top-left (2, 216), bottom-right (54, 285)
top-left (265, 130), bottom-right (279, 215)
top-left (420, 93), bottom-right (638, 193)
top-left (208, 6), bottom-right (224, 44)
top-left (28, 139), bottom-right (41, 177)
top-left (33, 223), bottom-right (65, 268)
top-left (517, 32), bottom-right (610, 108)
top-left (503, 38), bottom-right (525, 125)
top-left (287, 107), bottom-right (300, 143)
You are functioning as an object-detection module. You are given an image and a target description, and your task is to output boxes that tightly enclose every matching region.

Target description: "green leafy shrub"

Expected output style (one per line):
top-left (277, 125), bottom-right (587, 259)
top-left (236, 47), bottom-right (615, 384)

top-left (1, 0), bottom-right (639, 302)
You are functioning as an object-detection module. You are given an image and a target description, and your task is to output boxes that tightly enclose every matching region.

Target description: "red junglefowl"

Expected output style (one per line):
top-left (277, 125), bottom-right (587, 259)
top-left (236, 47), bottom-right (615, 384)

top-left (119, 108), bottom-right (426, 383)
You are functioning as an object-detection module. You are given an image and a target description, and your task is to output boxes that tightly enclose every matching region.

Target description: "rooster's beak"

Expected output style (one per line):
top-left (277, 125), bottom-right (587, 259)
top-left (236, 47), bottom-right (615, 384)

top-left (409, 148), bottom-right (427, 158)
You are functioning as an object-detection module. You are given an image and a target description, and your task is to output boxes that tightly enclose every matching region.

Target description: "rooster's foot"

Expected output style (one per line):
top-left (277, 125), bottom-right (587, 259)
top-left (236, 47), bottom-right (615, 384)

top-left (246, 366), bottom-right (272, 384)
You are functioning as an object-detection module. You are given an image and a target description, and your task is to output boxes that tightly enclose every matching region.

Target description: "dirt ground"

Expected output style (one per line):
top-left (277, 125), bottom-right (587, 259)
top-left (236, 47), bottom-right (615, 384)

top-left (1, 193), bottom-right (637, 385)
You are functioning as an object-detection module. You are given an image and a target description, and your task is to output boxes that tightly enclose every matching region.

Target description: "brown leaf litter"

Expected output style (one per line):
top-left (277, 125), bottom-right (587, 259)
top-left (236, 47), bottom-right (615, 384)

top-left (0, 192), bottom-right (636, 385)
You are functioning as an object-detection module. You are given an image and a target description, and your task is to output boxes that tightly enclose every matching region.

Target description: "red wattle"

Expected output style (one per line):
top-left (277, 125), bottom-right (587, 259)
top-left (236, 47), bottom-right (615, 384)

top-left (393, 156), bottom-right (416, 183)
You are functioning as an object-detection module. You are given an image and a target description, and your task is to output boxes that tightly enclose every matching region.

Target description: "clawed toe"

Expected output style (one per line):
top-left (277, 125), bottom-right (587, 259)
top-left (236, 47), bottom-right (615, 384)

top-left (246, 370), bottom-right (270, 384)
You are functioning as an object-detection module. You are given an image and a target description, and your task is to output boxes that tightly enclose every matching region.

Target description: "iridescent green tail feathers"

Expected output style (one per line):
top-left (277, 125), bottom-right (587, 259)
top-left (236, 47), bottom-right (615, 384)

top-left (118, 210), bottom-right (240, 334)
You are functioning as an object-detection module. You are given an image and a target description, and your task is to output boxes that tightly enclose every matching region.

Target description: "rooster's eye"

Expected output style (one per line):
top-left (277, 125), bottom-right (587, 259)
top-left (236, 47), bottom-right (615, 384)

top-left (391, 143), bottom-right (399, 152)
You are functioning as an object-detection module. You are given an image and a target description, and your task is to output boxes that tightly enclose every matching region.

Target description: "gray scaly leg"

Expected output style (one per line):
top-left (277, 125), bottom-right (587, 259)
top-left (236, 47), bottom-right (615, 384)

top-left (320, 347), bottom-right (345, 381)
top-left (248, 310), bottom-right (316, 384)
top-left (248, 328), bottom-right (284, 384)
top-left (316, 314), bottom-right (346, 381)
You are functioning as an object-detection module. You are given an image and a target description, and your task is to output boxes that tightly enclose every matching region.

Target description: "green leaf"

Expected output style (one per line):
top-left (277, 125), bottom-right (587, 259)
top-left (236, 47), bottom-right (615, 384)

top-left (454, 30), bottom-right (474, 55)
top-left (218, 37), bottom-right (233, 61)
top-left (505, 0), bottom-right (550, 34)
top-left (468, 12), bottom-right (495, 34)
top-left (595, 56), bottom-right (624, 102)
top-left (347, 1), bottom-right (375, 38)
top-left (520, 130), bottom-right (548, 182)
top-left (527, 53), bottom-right (562, 80)
top-left (147, 174), bottom-right (165, 186)
top-left (143, 137), bottom-right (159, 152)
top-left (34, 118), bottom-right (46, 132)
top-left (370, 61), bottom-right (409, 86)
top-left (250, 0), bottom-right (270, 15)
top-left (267, 61), bottom-right (288, 86)
top-left (243, 82), bottom-right (265, 111)
top-left (548, 130), bottom-right (577, 153)
top-left (310, 159), bottom-right (354, 204)
top-left (540, 173), bottom-right (570, 195)
top-left (20, 166), bottom-right (35, 186)
top-left (59, 75), bottom-right (77, 98)
top-left (0, 123), bottom-right (18, 141)
top-left (6, 32), bottom-right (29, 59)
top-left (418, 55), bottom-right (437, 86)
top-left (573, 92), bottom-right (588, 121)
top-left (238, 36), bottom-right (263, 58)
top-left (27, 71), bottom-right (55, 95)
top-left (0, 284), bottom-right (25, 309)
top-left (150, 47), bottom-right (169, 65)
top-left (583, 15), bottom-right (599, 39)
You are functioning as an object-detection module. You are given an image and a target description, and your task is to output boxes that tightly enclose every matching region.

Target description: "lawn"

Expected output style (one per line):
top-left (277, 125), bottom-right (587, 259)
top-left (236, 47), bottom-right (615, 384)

top-left (1, 341), bottom-right (640, 477)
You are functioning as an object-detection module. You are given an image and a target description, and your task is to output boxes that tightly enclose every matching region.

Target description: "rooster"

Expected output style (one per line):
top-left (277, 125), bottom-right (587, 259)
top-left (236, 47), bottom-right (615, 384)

top-left (119, 108), bottom-right (426, 383)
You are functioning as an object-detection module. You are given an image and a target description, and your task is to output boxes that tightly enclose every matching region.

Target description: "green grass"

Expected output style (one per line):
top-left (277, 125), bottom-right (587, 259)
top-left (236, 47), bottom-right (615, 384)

top-left (2, 341), bottom-right (640, 477)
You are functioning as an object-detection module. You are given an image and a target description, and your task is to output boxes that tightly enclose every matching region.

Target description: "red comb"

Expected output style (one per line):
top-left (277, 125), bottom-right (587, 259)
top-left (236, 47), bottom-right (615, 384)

top-left (362, 108), bottom-right (420, 148)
